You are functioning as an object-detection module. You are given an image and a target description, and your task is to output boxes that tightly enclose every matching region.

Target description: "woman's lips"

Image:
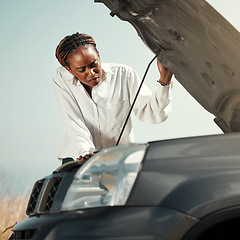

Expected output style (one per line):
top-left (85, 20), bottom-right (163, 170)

top-left (88, 77), bottom-right (100, 86)
top-left (89, 77), bottom-right (99, 82)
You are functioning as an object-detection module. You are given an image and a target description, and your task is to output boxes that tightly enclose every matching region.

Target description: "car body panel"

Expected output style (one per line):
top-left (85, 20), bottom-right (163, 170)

top-left (95, 0), bottom-right (240, 133)
top-left (127, 133), bottom-right (240, 218)
top-left (12, 206), bottom-right (198, 240)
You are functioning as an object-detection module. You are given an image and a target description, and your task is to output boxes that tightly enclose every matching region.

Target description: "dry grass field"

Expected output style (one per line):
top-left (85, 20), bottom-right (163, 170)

top-left (0, 194), bottom-right (29, 240)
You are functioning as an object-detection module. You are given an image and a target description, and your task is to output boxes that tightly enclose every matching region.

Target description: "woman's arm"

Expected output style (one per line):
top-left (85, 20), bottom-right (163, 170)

top-left (53, 68), bottom-right (96, 159)
top-left (127, 63), bottom-right (173, 124)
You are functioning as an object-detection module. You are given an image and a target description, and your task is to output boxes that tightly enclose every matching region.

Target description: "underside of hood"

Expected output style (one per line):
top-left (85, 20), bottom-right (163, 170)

top-left (95, 0), bottom-right (240, 133)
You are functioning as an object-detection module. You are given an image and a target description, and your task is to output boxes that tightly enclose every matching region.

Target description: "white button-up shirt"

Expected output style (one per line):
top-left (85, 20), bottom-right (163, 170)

top-left (53, 63), bottom-right (172, 159)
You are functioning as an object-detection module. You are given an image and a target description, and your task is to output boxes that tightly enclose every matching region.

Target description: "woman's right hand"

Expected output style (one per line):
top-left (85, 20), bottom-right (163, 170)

top-left (76, 153), bottom-right (95, 162)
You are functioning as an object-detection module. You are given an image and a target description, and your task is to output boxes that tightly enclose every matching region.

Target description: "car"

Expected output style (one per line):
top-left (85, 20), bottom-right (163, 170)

top-left (9, 0), bottom-right (240, 239)
top-left (9, 135), bottom-right (240, 240)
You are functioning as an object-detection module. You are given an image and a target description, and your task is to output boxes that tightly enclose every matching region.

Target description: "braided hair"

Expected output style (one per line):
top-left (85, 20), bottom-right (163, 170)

top-left (55, 33), bottom-right (98, 68)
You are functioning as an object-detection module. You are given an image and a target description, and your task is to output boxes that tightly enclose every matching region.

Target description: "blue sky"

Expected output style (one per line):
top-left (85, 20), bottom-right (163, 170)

top-left (0, 0), bottom-right (239, 194)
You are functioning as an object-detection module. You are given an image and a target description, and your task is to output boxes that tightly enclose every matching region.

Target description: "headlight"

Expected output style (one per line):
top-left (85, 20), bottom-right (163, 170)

top-left (61, 143), bottom-right (147, 211)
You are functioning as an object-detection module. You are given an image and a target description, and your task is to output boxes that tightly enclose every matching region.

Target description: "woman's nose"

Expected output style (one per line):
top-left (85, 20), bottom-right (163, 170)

top-left (87, 68), bottom-right (95, 77)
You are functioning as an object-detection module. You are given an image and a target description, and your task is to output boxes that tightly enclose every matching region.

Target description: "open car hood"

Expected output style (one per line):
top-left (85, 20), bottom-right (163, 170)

top-left (95, 0), bottom-right (240, 133)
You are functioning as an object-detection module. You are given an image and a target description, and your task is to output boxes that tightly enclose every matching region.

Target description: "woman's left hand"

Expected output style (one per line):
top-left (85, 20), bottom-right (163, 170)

top-left (157, 59), bottom-right (173, 85)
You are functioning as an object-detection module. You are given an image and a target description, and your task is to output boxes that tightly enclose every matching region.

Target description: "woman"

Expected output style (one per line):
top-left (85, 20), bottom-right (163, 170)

top-left (53, 33), bottom-right (173, 164)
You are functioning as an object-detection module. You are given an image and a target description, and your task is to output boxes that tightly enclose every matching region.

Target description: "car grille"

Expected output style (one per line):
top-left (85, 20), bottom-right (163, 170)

top-left (45, 177), bottom-right (62, 211)
top-left (26, 179), bottom-right (45, 215)
top-left (9, 229), bottom-right (36, 239)
top-left (26, 177), bottom-right (62, 215)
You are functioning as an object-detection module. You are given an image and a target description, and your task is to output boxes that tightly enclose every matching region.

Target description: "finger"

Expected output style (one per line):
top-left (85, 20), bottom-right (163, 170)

top-left (76, 156), bottom-right (84, 161)
top-left (78, 158), bottom-right (87, 162)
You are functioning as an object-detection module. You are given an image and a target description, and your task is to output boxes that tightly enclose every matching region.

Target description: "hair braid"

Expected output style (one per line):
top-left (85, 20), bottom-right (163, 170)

top-left (55, 33), bottom-right (98, 68)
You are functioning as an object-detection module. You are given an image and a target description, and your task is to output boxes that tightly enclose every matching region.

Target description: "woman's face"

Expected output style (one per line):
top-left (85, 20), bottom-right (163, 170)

top-left (66, 45), bottom-right (103, 91)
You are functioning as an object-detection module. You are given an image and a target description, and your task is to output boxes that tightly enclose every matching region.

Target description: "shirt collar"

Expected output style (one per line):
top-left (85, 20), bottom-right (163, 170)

top-left (101, 63), bottom-right (114, 76)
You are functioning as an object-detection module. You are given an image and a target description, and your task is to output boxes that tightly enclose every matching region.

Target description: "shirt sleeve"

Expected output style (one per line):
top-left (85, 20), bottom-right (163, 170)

top-left (127, 66), bottom-right (172, 124)
top-left (53, 68), bottom-right (96, 159)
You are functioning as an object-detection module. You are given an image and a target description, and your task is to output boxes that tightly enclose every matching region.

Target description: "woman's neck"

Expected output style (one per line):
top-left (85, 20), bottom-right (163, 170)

top-left (82, 83), bottom-right (92, 98)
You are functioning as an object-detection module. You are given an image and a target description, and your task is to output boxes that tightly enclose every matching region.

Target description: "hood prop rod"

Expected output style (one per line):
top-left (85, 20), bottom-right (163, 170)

top-left (116, 50), bottom-right (161, 145)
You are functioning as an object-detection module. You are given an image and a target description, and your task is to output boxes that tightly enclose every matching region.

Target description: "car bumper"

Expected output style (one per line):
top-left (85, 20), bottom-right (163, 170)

top-left (11, 206), bottom-right (198, 240)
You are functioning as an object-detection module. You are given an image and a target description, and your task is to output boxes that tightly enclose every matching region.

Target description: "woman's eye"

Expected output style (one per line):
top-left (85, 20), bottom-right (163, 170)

top-left (79, 68), bottom-right (85, 73)
top-left (90, 61), bottom-right (97, 68)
